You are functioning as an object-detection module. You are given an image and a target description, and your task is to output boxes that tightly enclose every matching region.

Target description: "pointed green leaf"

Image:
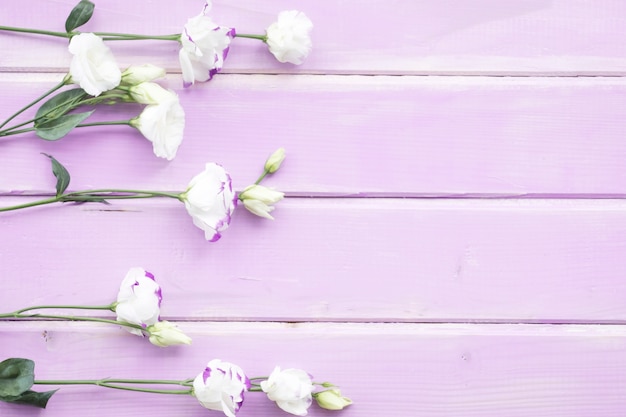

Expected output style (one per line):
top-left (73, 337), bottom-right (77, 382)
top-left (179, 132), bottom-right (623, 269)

top-left (0, 358), bottom-right (35, 397)
top-left (42, 154), bottom-right (71, 197)
top-left (65, 0), bottom-right (95, 33)
top-left (35, 110), bottom-right (94, 141)
top-left (1, 389), bottom-right (58, 409)
top-left (35, 88), bottom-right (87, 127)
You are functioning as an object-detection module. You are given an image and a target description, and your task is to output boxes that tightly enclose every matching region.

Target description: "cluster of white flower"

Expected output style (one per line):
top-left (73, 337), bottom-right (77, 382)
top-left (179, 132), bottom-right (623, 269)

top-left (194, 361), bottom-right (352, 416)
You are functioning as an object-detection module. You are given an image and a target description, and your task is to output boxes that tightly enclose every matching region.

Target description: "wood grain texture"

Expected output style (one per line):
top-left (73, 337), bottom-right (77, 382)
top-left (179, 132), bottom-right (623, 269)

top-left (1, 74), bottom-right (626, 196)
top-left (1, 322), bottom-right (626, 417)
top-left (1, 197), bottom-right (625, 322)
top-left (1, 0), bottom-right (626, 75)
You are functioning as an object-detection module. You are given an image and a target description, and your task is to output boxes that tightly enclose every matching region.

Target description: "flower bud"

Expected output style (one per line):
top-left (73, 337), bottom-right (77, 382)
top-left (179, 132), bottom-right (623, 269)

top-left (128, 82), bottom-right (177, 105)
top-left (239, 184), bottom-right (284, 220)
top-left (314, 389), bottom-right (353, 410)
top-left (264, 148), bottom-right (286, 173)
top-left (121, 64), bottom-right (166, 85)
top-left (147, 321), bottom-right (192, 347)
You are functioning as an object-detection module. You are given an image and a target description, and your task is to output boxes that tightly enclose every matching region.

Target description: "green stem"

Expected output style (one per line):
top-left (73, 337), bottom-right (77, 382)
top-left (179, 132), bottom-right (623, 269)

top-left (93, 32), bottom-right (180, 42)
top-left (0, 196), bottom-right (59, 212)
top-left (235, 33), bottom-right (267, 42)
top-left (34, 379), bottom-right (192, 395)
top-left (0, 127), bottom-right (37, 137)
top-left (0, 77), bottom-right (69, 130)
top-left (7, 304), bottom-right (115, 315)
top-left (255, 170), bottom-right (270, 185)
top-left (0, 25), bottom-right (70, 39)
top-left (0, 25), bottom-right (181, 42)
top-left (67, 189), bottom-right (182, 200)
top-left (0, 189), bottom-right (182, 213)
top-left (0, 312), bottom-right (144, 332)
top-left (76, 120), bottom-right (131, 128)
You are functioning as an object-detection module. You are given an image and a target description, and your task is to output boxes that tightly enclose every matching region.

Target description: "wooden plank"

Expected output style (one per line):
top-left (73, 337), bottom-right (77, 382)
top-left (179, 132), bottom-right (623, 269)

top-left (2, 74), bottom-right (626, 196)
top-left (1, 197), bottom-right (626, 322)
top-left (1, 322), bottom-right (626, 416)
top-left (1, 0), bottom-right (626, 75)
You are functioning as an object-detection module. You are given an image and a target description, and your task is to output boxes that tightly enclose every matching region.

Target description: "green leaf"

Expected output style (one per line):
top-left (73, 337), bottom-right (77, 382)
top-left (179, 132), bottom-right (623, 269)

top-left (35, 88), bottom-right (87, 127)
top-left (1, 389), bottom-right (58, 409)
top-left (42, 154), bottom-right (71, 197)
top-left (65, 0), bottom-right (95, 33)
top-left (35, 110), bottom-right (94, 141)
top-left (0, 358), bottom-right (35, 397)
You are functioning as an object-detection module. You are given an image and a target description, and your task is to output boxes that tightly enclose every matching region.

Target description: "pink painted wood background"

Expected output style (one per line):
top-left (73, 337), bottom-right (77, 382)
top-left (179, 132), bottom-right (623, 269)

top-left (1, 0), bottom-right (626, 416)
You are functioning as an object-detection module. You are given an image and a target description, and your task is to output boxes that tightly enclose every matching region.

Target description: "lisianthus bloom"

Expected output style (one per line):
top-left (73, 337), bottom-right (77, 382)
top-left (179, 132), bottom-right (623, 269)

top-left (146, 320), bottom-right (192, 347)
top-left (265, 11), bottom-right (313, 65)
top-left (313, 389), bottom-right (353, 411)
top-left (239, 184), bottom-right (284, 220)
top-left (114, 267), bottom-right (162, 336)
top-left (179, 1), bottom-right (235, 87)
top-left (128, 82), bottom-right (177, 105)
top-left (260, 367), bottom-right (314, 416)
top-left (193, 359), bottom-right (250, 417)
top-left (68, 32), bottom-right (121, 96)
top-left (121, 64), bottom-right (166, 86)
top-left (264, 147), bottom-right (286, 173)
top-left (130, 95), bottom-right (185, 160)
top-left (181, 163), bottom-right (237, 241)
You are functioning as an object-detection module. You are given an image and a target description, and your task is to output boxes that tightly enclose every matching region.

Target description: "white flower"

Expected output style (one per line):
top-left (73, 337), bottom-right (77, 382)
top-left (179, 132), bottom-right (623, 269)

top-left (239, 184), bottom-right (284, 220)
top-left (265, 11), bottom-right (313, 64)
top-left (114, 267), bottom-right (161, 336)
top-left (147, 321), bottom-right (192, 347)
top-left (264, 147), bottom-right (286, 173)
top-left (260, 367), bottom-right (314, 416)
top-left (181, 163), bottom-right (237, 241)
top-left (128, 82), bottom-right (177, 105)
top-left (121, 64), bottom-right (166, 85)
top-left (130, 96), bottom-right (185, 160)
top-left (68, 33), bottom-right (121, 96)
top-left (179, 1), bottom-right (235, 87)
top-left (193, 359), bottom-right (250, 417)
top-left (313, 389), bottom-right (353, 411)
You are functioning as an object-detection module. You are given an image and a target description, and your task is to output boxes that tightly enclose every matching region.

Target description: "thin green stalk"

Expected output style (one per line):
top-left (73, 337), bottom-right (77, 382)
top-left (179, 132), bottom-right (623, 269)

top-left (0, 77), bottom-right (68, 130)
top-left (0, 196), bottom-right (59, 212)
top-left (254, 170), bottom-right (270, 185)
top-left (0, 189), bottom-right (182, 213)
top-left (0, 312), bottom-right (144, 332)
top-left (0, 25), bottom-right (70, 38)
top-left (75, 120), bottom-right (131, 128)
top-left (7, 304), bottom-right (114, 315)
top-left (67, 189), bottom-right (182, 200)
top-left (93, 31), bottom-right (179, 41)
top-left (34, 379), bottom-right (192, 395)
top-left (235, 33), bottom-right (267, 42)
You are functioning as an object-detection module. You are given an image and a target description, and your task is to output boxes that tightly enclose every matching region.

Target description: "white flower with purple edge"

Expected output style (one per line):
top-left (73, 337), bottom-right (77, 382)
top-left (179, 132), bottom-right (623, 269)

top-left (68, 32), bottom-right (121, 96)
top-left (179, 1), bottom-right (235, 87)
top-left (260, 366), bottom-right (314, 416)
top-left (114, 267), bottom-right (162, 336)
top-left (130, 95), bottom-right (185, 160)
top-left (193, 359), bottom-right (250, 417)
top-left (265, 11), bottom-right (313, 65)
top-left (181, 162), bottom-right (237, 242)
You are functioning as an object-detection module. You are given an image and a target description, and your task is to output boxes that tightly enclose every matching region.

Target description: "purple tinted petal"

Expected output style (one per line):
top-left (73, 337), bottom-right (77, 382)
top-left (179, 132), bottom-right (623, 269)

top-left (203, 367), bottom-right (212, 382)
top-left (155, 287), bottom-right (163, 306)
top-left (144, 271), bottom-right (155, 280)
top-left (183, 80), bottom-right (193, 88)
